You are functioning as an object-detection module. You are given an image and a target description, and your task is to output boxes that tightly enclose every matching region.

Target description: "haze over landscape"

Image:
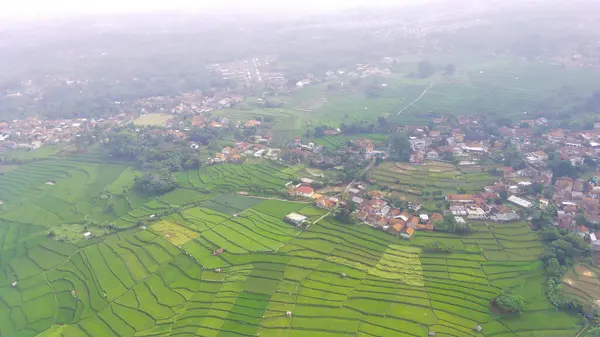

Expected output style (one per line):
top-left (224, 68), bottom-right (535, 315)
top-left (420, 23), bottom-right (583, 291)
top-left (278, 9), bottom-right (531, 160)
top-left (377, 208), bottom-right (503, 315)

top-left (1, 1), bottom-right (600, 337)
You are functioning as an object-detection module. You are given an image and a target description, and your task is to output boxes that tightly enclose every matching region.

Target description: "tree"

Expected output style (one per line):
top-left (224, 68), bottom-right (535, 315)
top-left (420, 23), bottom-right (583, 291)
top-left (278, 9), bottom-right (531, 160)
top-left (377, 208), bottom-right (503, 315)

top-left (134, 169), bottom-right (178, 195)
top-left (494, 290), bottom-right (525, 313)
top-left (532, 182), bottom-right (543, 194)
top-left (444, 63), bottom-right (456, 75)
top-left (455, 222), bottom-right (472, 234)
top-left (314, 126), bottom-right (325, 138)
top-left (377, 116), bottom-right (387, 129)
top-left (549, 159), bottom-right (578, 180)
top-left (334, 203), bottom-right (356, 224)
top-left (417, 60), bottom-right (435, 78)
top-left (105, 200), bottom-right (116, 214)
top-left (389, 132), bottom-right (412, 162)
top-left (435, 214), bottom-right (458, 233)
top-left (499, 190), bottom-right (508, 200)
top-left (544, 258), bottom-right (563, 278)
top-left (585, 327), bottom-right (600, 337)
top-left (423, 241), bottom-right (451, 253)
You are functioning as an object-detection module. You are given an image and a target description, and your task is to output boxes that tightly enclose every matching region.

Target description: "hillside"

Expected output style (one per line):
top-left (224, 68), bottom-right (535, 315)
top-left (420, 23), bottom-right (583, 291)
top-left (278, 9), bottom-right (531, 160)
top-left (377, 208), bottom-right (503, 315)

top-left (0, 155), bottom-right (583, 337)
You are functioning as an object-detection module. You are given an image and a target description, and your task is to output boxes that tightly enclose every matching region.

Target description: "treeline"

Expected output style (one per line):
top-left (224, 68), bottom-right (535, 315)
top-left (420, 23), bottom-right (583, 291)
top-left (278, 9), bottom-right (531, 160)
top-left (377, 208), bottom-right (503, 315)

top-left (103, 127), bottom-right (221, 195)
top-left (538, 224), bottom-right (592, 314)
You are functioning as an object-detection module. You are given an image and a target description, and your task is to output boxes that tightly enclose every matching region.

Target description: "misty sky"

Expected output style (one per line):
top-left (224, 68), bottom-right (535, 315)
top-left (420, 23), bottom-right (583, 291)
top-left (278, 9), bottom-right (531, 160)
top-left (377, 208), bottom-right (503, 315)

top-left (2, 0), bottom-right (407, 20)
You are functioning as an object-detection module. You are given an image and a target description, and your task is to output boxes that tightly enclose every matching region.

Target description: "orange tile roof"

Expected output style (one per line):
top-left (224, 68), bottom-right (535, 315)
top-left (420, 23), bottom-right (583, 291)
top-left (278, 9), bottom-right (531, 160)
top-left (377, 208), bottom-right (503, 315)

top-left (430, 213), bottom-right (444, 222)
top-left (447, 194), bottom-right (474, 201)
top-left (392, 222), bottom-right (405, 233)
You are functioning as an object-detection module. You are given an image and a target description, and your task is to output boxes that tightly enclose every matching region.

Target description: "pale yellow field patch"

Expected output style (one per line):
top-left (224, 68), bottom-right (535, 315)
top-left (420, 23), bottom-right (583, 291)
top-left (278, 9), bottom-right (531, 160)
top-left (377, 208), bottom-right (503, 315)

top-left (328, 245), bottom-right (425, 287)
top-left (151, 220), bottom-right (199, 245)
top-left (369, 244), bottom-right (425, 287)
top-left (134, 113), bottom-right (173, 126)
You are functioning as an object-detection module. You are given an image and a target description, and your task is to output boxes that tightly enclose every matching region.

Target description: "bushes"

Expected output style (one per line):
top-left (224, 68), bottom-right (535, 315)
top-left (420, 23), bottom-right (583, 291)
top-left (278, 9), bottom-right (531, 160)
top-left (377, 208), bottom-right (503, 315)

top-left (546, 278), bottom-right (584, 314)
top-left (493, 290), bottom-right (525, 313)
top-left (134, 169), bottom-right (177, 195)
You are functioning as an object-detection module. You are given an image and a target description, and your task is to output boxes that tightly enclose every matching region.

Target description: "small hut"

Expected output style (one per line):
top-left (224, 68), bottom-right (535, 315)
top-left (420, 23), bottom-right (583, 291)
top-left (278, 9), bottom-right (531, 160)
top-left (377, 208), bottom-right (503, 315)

top-left (473, 324), bottom-right (483, 333)
top-left (212, 248), bottom-right (225, 256)
top-left (341, 272), bottom-right (347, 278)
top-left (11, 281), bottom-right (17, 288)
top-left (286, 311), bottom-right (292, 317)
top-left (428, 331), bottom-right (436, 337)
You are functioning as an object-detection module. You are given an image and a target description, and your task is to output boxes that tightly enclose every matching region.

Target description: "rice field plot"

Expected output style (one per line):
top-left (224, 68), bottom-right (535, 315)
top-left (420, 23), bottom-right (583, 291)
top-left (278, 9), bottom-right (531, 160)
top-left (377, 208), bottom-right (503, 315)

top-left (201, 194), bottom-right (262, 215)
top-left (217, 218), bottom-right (289, 251)
top-left (151, 220), bottom-right (200, 245)
top-left (0, 160), bottom-right (72, 205)
top-left (190, 163), bottom-right (292, 195)
top-left (251, 200), bottom-right (307, 219)
top-left (0, 154), bottom-right (582, 337)
top-left (159, 188), bottom-right (213, 206)
top-left (315, 133), bottom-right (389, 149)
top-left (183, 207), bottom-right (229, 227)
top-left (372, 161), bottom-right (495, 197)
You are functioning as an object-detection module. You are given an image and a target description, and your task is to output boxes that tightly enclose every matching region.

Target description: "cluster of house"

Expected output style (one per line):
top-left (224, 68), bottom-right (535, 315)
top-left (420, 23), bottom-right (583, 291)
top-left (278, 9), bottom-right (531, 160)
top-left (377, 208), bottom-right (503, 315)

top-left (446, 192), bottom-right (522, 223)
top-left (207, 56), bottom-right (288, 91)
top-left (352, 198), bottom-right (437, 240)
top-left (312, 182), bottom-right (439, 240)
top-left (0, 116), bottom-right (128, 152)
top-left (503, 119), bottom-right (600, 171)
top-left (133, 90), bottom-right (245, 116)
top-left (551, 174), bottom-right (600, 235)
top-left (398, 115), bottom-right (600, 170)
top-left (285, 138), bottom-right (324, 163)
top-left (545, 54), bottom-right (600, 69)
top-left (399, 119), bottom-right (491, 165)
top-left (209, 142), bottom-right (281, 164)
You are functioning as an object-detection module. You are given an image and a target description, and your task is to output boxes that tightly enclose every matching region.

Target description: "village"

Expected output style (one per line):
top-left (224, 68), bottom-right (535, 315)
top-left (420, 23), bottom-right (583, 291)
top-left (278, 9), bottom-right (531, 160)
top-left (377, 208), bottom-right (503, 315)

top-left (5, 53), bottom-right (600, 255)
top-left (269, 115), bottom-right (600, 252)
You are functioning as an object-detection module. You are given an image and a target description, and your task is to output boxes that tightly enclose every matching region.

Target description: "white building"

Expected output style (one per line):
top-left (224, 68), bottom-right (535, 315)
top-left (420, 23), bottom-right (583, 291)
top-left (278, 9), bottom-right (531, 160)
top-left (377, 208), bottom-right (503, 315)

top-left (467, 207), bottom-right (486, 220)
top-left (285, 213), bottom-right (308, 226)
top-left (507, 195), bottom-right (532, 208)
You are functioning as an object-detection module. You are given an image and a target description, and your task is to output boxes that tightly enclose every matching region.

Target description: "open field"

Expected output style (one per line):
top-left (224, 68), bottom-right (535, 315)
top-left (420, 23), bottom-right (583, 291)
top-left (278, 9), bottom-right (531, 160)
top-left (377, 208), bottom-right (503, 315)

top-left (562, 264), bottom-right (600, 308)
top-left (210, 56), bottom-right (600, 144)
top-left (133, 113), bottom-right (173, 126)
top-left (314, 133), bottom-right (389, 149)
top-left (0, 153), bottom-right (584, 336)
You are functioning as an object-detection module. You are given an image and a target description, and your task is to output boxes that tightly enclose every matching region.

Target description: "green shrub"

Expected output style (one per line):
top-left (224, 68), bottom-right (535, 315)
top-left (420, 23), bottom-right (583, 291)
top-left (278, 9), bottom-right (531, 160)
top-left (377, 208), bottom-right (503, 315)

top-left (494, 290), bottom-right (525, 313)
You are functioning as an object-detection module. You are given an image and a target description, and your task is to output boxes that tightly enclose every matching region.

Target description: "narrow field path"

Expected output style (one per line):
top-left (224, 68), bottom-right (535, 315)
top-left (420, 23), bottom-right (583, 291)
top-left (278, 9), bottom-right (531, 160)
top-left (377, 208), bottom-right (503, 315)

top-left (397, 83), bottom-right (433, 115)
top-left (313, 210), bottom-right (332, 224)
top-left (236, 194), bottom-right (312, 203)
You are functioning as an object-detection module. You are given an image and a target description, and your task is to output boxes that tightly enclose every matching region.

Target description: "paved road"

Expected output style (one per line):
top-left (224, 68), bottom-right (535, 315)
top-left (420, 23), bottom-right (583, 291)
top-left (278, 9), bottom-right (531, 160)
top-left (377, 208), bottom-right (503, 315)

top-left (397, 83), bottom-right (433, 115)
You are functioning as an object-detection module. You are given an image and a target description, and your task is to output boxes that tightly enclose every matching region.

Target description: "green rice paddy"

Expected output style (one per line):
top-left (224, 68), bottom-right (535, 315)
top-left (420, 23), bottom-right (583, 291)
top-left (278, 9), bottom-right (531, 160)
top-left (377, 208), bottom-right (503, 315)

top-left (0, 155), bottom-right (585, 336)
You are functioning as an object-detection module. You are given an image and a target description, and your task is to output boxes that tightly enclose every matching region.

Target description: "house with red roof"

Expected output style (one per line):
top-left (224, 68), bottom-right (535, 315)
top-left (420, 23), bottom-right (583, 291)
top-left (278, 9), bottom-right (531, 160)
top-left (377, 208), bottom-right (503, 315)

top-left (295, 186), bottom-right (314, 198)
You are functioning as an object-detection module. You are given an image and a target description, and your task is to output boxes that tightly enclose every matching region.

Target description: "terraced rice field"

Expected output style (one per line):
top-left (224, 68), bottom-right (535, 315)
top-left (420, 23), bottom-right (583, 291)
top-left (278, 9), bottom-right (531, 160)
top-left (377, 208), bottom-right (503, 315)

top-left (1, 205), bottom-right (583, 337)
top-left (0, 157), bottom-right (584, 336)
top-left (175, 162), bottom-right (299, 196)
top-left (371, 161), bottom-right (497, 210)
top-left (315, 133), bottom-right (389, 150)
top-left (372, 161), bottom-right (494, 194)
